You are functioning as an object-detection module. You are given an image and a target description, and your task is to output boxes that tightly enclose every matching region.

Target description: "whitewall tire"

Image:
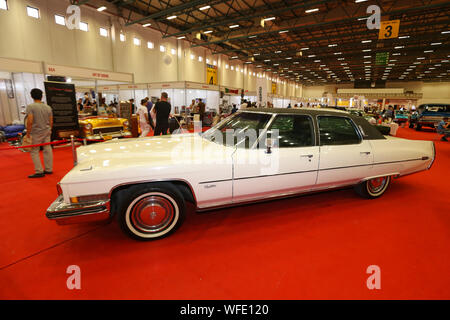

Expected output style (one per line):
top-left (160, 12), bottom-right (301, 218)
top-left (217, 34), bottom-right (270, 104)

top-left (354, 176), bottom-right (391, 199)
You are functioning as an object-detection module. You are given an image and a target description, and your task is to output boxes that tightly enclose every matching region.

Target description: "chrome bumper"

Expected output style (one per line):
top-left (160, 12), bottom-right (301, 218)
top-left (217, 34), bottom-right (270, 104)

top-left (85, 131), bottom-right (132, 140)
top-left (46, 195), bottom-right (111, 225)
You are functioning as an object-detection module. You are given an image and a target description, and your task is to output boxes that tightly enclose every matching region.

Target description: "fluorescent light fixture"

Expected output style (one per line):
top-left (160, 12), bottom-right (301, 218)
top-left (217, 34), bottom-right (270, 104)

top-left (431, 42), bottom-right (442, 45)
top-left (441, 31), bottom-right (450, 34)
top-left (358, 17), bottom-right (369, 21)
top-left (301, 47), bottom-right (309, 50)
top-left (264, 17), bottom-right (276, 21)
top-left (229, 24), bottom-right (239, 28)
top-left (167, 15), bottom-right (177, 20)
top-left (177, 36), bottom-right (186, 39)
top-left (392, 53), bottom-right (401, 56)
top-left (204, 30), bottom-right (213, 34)
top-left (424, 50), bottom-right (433, 53)
top-left (279, 30), bottom-right (289, 34)
top-left (286, 57), bottom-right (293, 60)
top-left (394, 46), bottom-right (404, 49)
top-left (338, 58), bottom-right (345, 61)
top-left (143, 23), bottom-right (151, 27)
top-left (231, 56), bottom-right (238, 59)
top-left (264, 59), bottom-right (271, 62)
top-left (253, 53), bottom-right (260, 56)
top-left (361, 40), bottom-right (372, 43)
top-left (417, 57), bottom-right (425, 60)
top-left (305, 8), bottom-right (319, 13)
top-left (27, 6), bottom-right (39, 19)
top-left (308, 55), bottom-right (316, 58)
top-left (248, 35), bottom-right (257, 38)
top-left (398, 35), bottom-right (410, 39)
top-left (97, 6), bottom-right (107, 12)
top-left (363, 49), bottom-right (371, 52)
top-left (328, 44), bottom-right (338, 47)
top-left (200, 5), bottom-right (210, 10)
top-left (275, 50), bottom-right (282, 53)
top-left (55, 15), bottom-right (65, 26)
top-left (334, 52), bottom-right (342, 55)
top-left (314, 59), bottom-right (320, 62)
top-left (99, 27), bottom-right (108, 37)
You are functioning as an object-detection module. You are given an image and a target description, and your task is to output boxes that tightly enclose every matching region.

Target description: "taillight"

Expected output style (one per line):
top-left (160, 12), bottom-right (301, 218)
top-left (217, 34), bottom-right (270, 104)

top-left (56, 183), bottom-right (62, 196)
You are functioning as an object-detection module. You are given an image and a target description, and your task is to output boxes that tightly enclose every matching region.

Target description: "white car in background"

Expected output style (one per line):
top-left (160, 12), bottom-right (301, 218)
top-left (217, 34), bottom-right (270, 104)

top-left (46, 108), bottom-right (435, 240)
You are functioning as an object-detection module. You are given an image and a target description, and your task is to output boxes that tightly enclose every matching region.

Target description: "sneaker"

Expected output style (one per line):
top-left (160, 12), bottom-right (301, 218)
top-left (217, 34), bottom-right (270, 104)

top-left (28, 173), bottom-right (45, 178)
top-left (44, 171), bottom-right (53, 174)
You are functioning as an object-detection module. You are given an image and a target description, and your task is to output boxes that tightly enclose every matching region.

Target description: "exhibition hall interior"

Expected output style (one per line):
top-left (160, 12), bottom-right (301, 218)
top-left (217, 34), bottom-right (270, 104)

top-left (0, 0), bottom-right (449, 300)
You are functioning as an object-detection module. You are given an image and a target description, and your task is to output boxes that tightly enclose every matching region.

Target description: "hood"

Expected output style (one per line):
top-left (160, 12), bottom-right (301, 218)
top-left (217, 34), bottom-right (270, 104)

top-left (61, 133), bottom-right (230, 184)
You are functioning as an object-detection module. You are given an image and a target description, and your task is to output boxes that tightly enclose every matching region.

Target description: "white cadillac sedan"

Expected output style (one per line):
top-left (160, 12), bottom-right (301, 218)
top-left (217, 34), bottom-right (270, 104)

top-left (46, 108), bottom-right (435, 240)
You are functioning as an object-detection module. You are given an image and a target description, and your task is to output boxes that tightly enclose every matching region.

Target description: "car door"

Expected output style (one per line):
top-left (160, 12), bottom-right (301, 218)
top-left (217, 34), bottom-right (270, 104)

top-left (315, 115), bottom-right (373, 189)
top-left (233, 114), bottom-right (319, 203)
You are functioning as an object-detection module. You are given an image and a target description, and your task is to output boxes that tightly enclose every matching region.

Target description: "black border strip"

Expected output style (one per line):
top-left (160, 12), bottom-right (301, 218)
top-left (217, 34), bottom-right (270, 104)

top-left (198, 158), bottom-right (424, 184)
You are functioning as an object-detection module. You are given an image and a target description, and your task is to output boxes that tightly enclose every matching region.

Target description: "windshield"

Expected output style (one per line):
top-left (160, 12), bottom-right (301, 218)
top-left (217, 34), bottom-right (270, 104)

top-left (202, 112), bottom-right (272, 147)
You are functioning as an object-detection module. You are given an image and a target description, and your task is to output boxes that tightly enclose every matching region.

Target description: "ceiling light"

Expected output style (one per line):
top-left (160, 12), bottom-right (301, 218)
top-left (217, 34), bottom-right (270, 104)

top-left (286, 57), bottom-right (293, 60)
top-left (363, 49), bottom-right (371, 52)
top-left (328, 44), bottom-right (338, 47)
top-left (167, 15), bottom-right (177, 20)
top-left (431, 42), bottom-right (442, 45)
top-left (301, 47), bottom-right (309, 50)
top-left (442, 31), bottom-right (450, 34)
top-left (248, 35), bottom-right (257, 38)
top-left (279, 30), bottom-right (289, 34)
top-left (394, 46), bottom-right (404, 49)
top-left (229, 24), bottom-right (239, 28)
top-left (264, 17), bottom-right (276, 21)
top-left (203, 30), bottom-right (213, 34)
top-left (200, 5), bottom-right (211, 10)
top-left (231, 56), bottom-right (238, 59)
top-left (275, 50), bottom-right (282, 53)
top-left (398, 35), bottom-right (410, 39)
top-left (392, 53), bottom-right (401, 56)
top-left (253, 53), bottom-right (260, 56)
top-left (143, 23), bottom-right (151, 27)
top-left (308, 55), bottom-right (316, 58)
top-left (97, 6), bottom-right (107, 12)
top-left (305, 8), bottom-right (319, 13)
top-left (361, 40), bottom-right (372, 43)
top-left (417, 57), bottom-right (425, 60)
top-left (424, 50), bottom-right (434, 53)
top-left (177, 36), bottom-right (185, 39)
top-left (264, 59), bottom-right (271, 62)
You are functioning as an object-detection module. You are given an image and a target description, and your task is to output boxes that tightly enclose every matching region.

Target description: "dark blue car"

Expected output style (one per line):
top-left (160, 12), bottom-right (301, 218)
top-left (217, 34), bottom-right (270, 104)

top-left (415, 104), bottom-right (450, 131)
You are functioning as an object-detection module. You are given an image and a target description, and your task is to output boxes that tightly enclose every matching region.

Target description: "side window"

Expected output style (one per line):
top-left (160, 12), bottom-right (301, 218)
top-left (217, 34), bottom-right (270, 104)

top-left (268, 115), bottom-right (314, 148)
top-left (318, 116), bottom-right (360, 146)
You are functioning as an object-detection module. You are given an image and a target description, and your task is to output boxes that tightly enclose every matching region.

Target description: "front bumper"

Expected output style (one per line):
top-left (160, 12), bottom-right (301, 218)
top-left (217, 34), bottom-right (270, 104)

top-left (84, 131), bottom-right (132, 141)
top-left (46, 195), bottom-right (111, 225)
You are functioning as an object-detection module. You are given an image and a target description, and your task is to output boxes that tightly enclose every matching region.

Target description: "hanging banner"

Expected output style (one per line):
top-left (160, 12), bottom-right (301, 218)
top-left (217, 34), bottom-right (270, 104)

top-left (206, 64), bottom-right (218, 85)
top-left (378, 20), bottom-right (400, 40)
top-left (256, 77), bottom-right (268, 108)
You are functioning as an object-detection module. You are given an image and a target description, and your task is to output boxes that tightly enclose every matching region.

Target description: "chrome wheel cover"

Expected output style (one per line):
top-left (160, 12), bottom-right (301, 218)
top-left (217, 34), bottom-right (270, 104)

top-left (130, 195), bottom-right (175, 234)
top-left (367, 177), bottom-right (388, 195)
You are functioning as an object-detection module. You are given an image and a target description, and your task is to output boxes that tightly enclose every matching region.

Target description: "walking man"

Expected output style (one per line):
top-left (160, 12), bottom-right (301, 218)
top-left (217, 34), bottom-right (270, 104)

top-left (151, 92), bottom-right (172, 136)
top-left (26, 88), bottom-right (53, 178)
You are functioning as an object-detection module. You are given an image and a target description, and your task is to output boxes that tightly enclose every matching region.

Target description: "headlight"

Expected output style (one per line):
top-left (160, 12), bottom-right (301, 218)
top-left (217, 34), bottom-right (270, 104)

top-left (123, 120), bottom-right (130, 128)
top-left (85, 123), bottom-right (93, 131)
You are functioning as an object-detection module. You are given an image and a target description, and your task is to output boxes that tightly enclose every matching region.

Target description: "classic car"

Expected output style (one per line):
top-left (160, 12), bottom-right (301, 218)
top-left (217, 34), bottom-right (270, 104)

top-left (393, 110), bottom-right (409, 124)
top-left (46, 108), bottom-right (435, 240)
top-left (78, 116), bottom-right (132, 140)
top-left (415, 103), bottom-right (450, 131)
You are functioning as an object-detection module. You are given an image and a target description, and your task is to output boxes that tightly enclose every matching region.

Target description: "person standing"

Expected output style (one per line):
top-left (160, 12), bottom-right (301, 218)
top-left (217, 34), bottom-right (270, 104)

top-left (145, 97), bottom-right (155, 130)
top-left (26, 88), bottom-right (53, 178)
top-left (197, 98), bottom-right (206, 122)
top-left (137, 99), bottom-right (150, 137)
top-left (151, 92), bottom-right (171, 136)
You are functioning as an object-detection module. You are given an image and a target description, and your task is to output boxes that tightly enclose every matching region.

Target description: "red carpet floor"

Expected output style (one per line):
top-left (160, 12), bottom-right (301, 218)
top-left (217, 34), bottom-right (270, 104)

top-left (0, 127), bottom-right (449, 299)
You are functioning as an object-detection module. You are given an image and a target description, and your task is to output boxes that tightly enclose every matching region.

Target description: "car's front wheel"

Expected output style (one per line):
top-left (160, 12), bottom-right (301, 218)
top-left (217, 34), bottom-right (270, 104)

top-left (354, 176), bottom-right (391, 199)
top-left (118, 183), bottom-right (186, 240)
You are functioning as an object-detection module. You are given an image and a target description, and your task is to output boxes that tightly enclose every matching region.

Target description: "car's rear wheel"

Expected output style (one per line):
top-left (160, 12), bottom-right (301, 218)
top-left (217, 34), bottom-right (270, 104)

top-left (118, 183), bottom-right (185, 240)
top-left (354, 176), bottom-right (391, 199)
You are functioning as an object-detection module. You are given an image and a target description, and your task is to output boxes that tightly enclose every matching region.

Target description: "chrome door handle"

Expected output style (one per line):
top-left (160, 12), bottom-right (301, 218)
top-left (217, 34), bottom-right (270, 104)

top-left (360, 151), bottom-right (371, 155)
top-left (301, 154), bottom-right (314, 158)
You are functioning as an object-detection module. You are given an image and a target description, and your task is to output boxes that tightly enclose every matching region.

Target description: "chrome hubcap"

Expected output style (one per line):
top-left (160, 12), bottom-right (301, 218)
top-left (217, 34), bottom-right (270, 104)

top-left (130, 196), bottom-right (174, 234)
top-left (368, 177), bottom-right (387, 194)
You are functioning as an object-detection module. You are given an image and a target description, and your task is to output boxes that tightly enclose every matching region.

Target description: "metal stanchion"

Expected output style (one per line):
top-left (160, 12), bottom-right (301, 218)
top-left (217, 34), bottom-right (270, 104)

top-left (70, 135), bottom-right (77, 166)
top-left (83, 138), bottom-right (87, 146)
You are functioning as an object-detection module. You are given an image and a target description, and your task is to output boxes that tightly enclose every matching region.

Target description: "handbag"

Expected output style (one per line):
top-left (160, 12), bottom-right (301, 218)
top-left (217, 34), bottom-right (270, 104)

top-left (20, 134), bottom-right (32, 152)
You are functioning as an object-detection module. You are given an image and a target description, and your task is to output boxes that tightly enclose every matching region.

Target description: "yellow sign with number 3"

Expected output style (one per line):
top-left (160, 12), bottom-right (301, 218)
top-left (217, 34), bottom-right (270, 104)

top-left (379, 20), bottom-right (400, 39)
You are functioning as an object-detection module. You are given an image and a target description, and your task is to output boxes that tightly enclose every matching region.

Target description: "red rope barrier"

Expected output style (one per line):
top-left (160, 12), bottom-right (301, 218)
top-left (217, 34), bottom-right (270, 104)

top-left (0, 139), bottom-right (69, 151)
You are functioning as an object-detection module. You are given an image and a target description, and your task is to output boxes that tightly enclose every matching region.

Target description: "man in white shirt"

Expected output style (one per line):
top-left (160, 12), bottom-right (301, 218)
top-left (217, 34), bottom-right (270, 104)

top-left (137, 99), bottom-right (150, 137)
